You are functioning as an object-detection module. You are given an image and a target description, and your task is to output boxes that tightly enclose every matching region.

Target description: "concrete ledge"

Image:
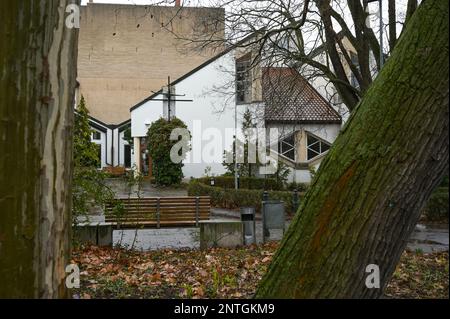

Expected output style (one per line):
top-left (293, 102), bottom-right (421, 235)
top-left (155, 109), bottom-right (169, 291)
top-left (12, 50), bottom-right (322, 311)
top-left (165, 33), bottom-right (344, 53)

top-left (199, 220), bottom-right (243, 250)
top-left (73, 222), bottom-right (114, 247)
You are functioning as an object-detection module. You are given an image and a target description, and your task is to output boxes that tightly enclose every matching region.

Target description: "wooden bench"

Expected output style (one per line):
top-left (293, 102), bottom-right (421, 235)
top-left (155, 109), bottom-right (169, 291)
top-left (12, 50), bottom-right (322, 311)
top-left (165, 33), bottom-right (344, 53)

top-left (105, 196), bottom-right (211, 228)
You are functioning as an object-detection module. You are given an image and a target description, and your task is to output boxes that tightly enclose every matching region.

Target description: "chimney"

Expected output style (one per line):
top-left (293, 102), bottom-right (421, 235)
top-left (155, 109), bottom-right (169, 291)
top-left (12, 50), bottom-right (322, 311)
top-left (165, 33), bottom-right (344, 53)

top-left (175, 0), bottom-right (181, 7)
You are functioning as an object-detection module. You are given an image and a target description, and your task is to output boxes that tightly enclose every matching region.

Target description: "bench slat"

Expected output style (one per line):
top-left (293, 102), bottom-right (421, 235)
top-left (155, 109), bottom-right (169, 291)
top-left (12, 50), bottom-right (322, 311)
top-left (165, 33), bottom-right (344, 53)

top-left (105, 196), bottom-right (211, 228)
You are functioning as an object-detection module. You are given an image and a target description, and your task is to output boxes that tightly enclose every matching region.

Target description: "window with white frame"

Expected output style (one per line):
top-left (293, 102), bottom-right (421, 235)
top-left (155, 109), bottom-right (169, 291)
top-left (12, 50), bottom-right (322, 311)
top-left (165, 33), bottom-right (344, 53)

top-left (278, 134), bottom-right (296, 161)
top-left (236, 54), bottom-right (252, 104)
top-left (307, 133), bottom-right (331, 160)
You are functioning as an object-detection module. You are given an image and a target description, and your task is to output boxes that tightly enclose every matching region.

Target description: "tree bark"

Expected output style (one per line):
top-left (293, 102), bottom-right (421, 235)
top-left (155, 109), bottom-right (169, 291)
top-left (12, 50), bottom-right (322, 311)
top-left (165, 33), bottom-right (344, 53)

top-left (0, 1), bottom-right (79, 298)
top-left (256, 0), bottom-right (448, 299)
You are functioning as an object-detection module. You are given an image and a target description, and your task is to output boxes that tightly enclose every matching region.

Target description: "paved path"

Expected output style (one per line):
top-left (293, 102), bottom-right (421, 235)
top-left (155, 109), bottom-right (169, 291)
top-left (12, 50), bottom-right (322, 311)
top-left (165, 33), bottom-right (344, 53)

top-left (113, 219), bottom-right (286, 251)
top-left (407, 223), bottom-right (449, 253)
top-left (91, 180), bottom-right (449, 252)
top-left (92, 212), bottom-right (447, 253)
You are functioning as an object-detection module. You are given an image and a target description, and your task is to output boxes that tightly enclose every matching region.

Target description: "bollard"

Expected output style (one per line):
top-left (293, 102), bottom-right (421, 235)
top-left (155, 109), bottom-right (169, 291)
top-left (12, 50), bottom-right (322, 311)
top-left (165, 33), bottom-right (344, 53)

top-left (263, 191), bottom-right (269, 202)
top-left (293, 189), bottom-right (299, 213)
top-left (240, 207), bottom-right (256, 245)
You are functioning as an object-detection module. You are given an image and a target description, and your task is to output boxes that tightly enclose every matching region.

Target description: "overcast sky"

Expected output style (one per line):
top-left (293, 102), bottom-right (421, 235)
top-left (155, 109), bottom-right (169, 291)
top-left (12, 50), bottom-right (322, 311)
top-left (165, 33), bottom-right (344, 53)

top-left (81, 0), bottom-right (189, 5)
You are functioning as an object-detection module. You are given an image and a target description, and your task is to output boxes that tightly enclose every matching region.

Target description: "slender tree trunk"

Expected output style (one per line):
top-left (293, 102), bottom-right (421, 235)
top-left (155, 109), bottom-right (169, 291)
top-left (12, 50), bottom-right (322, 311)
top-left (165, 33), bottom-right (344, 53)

top-left (316, 0), bottom-right (360, 111)
top-left (256, 0), bottom-right (448, 299)
top-left (0, 1), bottom-right (79, 298)
top-left (388, 0), bottom-right (397, 52)
top-left (405, 0), bottom-right (418, 25)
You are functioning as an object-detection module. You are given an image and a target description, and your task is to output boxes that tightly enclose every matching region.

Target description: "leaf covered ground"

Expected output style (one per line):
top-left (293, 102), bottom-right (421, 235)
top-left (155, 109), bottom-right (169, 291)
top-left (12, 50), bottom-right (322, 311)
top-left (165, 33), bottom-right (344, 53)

top-left (385, 250), bottom-right (448, 299)
top-left (72, 244), bottom-right (448, 299)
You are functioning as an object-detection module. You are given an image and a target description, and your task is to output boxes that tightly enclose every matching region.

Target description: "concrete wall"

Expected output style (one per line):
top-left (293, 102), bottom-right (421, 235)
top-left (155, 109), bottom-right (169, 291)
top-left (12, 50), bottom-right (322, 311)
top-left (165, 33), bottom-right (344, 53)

top-left (78, 3), bottom-right (225, 125)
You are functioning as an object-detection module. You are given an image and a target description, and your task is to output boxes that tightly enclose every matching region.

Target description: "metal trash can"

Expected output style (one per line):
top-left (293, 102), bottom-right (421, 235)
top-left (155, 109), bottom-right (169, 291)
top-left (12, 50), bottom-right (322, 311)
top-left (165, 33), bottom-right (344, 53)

top-left (240, 207), bottom-right (256, 245)
top-left (262, 200), bottom-right (285, 243)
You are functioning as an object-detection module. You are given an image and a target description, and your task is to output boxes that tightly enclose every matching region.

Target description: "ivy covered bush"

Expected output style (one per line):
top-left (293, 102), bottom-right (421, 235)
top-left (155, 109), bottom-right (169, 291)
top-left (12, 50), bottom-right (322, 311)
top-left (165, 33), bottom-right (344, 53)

top-left (147, 117), bottom-right (191, 186)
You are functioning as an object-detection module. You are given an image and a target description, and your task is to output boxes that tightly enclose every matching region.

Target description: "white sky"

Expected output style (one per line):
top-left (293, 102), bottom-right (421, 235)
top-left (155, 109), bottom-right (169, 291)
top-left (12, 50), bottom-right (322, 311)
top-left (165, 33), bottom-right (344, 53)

top-left (81, 0), bottom-right (186, 5)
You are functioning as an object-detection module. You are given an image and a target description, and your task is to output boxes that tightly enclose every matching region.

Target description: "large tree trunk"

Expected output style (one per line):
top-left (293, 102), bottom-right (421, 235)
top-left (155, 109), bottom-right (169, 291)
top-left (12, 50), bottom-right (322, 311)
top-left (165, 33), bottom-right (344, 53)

top-left (256, 0), bottom-right (448, 299)
top-left (0, 1), bottom-right (79, 298)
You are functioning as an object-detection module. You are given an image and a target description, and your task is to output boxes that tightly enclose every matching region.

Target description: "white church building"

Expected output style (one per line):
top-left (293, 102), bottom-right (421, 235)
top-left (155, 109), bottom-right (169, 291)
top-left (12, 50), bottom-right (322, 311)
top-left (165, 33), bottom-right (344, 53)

top-left (130, 45), bottom-right (343, 183)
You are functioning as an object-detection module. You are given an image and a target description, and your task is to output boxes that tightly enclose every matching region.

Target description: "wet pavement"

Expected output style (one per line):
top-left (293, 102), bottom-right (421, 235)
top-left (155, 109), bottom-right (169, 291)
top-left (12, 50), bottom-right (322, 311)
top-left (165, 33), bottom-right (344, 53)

top-left (100, 213), bottom-right (448, 252)
top-left (89, 179), bottom-right (449, 252)
top-left (112, 217), bottom-right (286, 251)
top-left (407, 223), bottom-right (449, 253)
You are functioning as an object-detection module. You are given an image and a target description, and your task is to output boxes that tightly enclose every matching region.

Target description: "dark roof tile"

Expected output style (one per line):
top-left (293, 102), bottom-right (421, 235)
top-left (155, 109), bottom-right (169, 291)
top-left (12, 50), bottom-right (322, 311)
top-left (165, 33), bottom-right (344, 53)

top-left (263, 68), bottom-right (342, 123)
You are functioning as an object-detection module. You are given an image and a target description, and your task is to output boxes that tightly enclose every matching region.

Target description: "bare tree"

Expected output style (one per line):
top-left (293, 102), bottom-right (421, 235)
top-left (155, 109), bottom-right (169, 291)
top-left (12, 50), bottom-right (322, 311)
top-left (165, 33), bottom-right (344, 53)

top-left (168, 0), bottom-right (420, 112)
top-left (0, 0), bottom-right (79, 298)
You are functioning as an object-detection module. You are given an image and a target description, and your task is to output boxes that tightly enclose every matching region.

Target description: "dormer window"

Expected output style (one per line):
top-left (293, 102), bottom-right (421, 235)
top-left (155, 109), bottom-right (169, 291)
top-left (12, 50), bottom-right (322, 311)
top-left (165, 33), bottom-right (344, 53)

top-left (236, 53), bottom-right (252, 104)
top-left (307, 133), bottom-right (331, 160)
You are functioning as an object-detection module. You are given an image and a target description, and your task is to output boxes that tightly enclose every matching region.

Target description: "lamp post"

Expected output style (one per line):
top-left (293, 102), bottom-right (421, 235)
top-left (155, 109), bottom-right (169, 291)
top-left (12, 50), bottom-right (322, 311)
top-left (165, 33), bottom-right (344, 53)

top-left (365, 0), bottom-right (384, 68)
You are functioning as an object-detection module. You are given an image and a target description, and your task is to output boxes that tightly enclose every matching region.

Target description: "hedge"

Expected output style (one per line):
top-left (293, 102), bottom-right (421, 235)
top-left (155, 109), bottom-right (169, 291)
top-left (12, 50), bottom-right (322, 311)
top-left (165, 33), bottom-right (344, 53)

top-left (187, 181), bottom-right (302, 214)
top-left (196, 176), bottom-right (310, 192)
top-left (196, 176), bottom-right (284, 190)
top-left (422, 187), bottom-right (449, 222)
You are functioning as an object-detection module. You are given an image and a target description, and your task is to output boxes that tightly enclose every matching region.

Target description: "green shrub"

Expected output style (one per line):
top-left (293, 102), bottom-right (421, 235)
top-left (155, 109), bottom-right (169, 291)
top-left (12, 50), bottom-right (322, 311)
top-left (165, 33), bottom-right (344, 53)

top-left (285, 182), bottom-right (310, 192)
top-left (147, 117), bottom-right (190, 186)
top-left (422, 187), bottom-right (449, 221)
top-left (187, 181), bottom-right (302, 214)
top-left (72, 96), bottom-right (115, 230)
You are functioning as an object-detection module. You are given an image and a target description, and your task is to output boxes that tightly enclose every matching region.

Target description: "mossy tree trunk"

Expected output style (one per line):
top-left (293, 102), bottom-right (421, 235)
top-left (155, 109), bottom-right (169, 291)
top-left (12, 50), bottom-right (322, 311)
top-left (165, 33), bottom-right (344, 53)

top-left (256, 0), bottom-right (448, 299)
top-left (0, 1), bottom-right (79, 298)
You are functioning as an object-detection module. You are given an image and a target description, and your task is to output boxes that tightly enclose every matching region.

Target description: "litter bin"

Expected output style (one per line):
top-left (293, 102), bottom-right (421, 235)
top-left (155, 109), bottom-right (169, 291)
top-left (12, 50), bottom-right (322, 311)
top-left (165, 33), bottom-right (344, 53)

top-left (240, 207), bottom-right (256, 245)
top-left (262, 200), bottom-right (285, 243)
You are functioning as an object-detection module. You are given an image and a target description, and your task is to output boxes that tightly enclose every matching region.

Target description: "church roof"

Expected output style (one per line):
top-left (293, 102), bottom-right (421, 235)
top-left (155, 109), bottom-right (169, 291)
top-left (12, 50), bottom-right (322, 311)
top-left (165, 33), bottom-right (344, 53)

top-left (263, 68), bottom-right (342, 124)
